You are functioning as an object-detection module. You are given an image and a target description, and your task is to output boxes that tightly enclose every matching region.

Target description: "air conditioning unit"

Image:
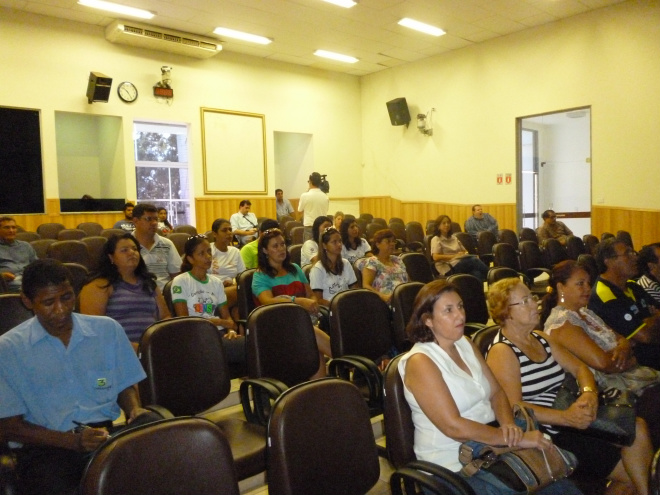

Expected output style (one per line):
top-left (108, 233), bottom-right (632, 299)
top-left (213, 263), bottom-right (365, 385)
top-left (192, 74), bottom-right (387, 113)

top-left (105, 20), bottom-right (222, 59)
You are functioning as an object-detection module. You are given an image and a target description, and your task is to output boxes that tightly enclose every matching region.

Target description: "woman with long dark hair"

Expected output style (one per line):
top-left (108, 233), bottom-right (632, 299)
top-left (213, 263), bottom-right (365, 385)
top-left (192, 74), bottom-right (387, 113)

top-left (209, 218), bottom-right (245, 320)
top-left (301, 215), bottom-right (332, 266)
top-left (80, 233), bottom-right (170, 345)
top-left (252, 228), bottom-right (331, 378)
top-left (431, 214), bottom-right (488, 281)
top-left (309, 226), bottom-right (358, 306)
top-left (362, 229), bottom-right (408, 304)
top-left (340, 218), bottom-right (372, 265)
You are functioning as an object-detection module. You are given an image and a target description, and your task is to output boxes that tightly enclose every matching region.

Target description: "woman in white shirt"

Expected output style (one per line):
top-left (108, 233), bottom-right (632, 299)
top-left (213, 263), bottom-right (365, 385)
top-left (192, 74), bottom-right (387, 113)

top-left (309, 226), bottom-right (358, 306)
top-left (301, 216), bottom-right (332, 266)
top-left (208, 218), bottom-right (246, 321)
top-left (340, 218), bottom-right (372, 265)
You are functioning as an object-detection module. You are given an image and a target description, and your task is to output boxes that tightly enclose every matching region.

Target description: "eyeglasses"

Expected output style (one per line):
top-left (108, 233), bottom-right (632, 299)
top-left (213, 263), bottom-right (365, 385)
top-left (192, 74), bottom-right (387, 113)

top-left (547, 215), bottom-right (557, 220)
top-left (509, 295), bottom-right (539, 307)
top-left (140, 216), bottom-right (159, 222)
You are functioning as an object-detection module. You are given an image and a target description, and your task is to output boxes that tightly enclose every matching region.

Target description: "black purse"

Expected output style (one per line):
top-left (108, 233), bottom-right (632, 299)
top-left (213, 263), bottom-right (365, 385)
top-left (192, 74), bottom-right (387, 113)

top-left (552, 376), bottom-right (637, 446)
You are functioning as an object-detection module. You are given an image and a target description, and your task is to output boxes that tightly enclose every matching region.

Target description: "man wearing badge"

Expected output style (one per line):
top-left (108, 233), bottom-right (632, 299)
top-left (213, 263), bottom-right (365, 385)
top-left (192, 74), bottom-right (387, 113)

top-left (0, 259), bottom-right (159, 495)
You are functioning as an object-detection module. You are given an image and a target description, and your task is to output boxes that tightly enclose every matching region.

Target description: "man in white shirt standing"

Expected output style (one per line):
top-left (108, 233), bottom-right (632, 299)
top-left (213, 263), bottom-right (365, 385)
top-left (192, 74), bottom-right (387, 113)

top-left (230, 200), bottom-right (259, 246)
top-left (298, 172), bottom-right (329, 241)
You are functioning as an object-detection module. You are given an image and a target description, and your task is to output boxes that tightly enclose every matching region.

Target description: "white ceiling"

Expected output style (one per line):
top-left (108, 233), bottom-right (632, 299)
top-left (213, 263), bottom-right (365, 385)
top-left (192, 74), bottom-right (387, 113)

top-left (3, 0), bottom-right (627, 76)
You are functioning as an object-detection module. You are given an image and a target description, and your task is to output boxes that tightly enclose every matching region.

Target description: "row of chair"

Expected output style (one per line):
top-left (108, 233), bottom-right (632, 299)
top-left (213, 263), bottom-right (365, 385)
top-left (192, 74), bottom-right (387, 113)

top-left (18, 222), bottom-right (198, 241)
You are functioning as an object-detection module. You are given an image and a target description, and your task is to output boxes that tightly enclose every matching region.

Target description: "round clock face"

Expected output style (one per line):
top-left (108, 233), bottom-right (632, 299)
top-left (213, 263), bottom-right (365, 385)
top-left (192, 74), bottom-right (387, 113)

top-left (117, 81), bottom-right (138, 103)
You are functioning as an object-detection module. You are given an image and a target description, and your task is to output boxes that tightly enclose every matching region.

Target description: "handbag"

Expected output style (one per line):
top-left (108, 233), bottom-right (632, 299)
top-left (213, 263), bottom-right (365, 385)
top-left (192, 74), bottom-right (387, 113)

top-left (593, 366), bottom-right (660, 396)
top-left (459, 404), bottom-right (577, 493)
top-left (552, 376), bottom-right (637, 446)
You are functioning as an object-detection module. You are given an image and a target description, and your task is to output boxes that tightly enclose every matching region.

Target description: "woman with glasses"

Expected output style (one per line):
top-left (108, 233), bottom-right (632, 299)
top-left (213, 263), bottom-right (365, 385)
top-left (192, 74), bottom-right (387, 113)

top-left (309, 226), bottom-right (358, 306)
top-left (301, 215), bottom-right (332, 266)
top-left (431, 215), bottom-right (489, 282)
top-left (252, 228), bottom-right (332, 378)
top-left (339, 218), bottom-right (372, 265)
top-left (171, 235), bottom-right (245, 366)
top-left (362, 229), bottom-right (408, 304)
top-left (209, 218), bottom-right (245, 321)
top-left (486, 277), bottom-right (651, 495)
top-left (80, 233), bottom-right (170, 348)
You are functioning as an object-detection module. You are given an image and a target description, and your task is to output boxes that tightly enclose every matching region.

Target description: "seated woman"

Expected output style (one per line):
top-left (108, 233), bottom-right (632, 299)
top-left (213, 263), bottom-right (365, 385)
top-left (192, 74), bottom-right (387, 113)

top-left (486, 277), bottom-right (652, 495)
top-left (362, 229), bottom-right (408, 304)
top-left (80, 233), bottom-right (170, 348)
top-left (252, 228), bottom-right (332, 379)
top-left (301, 215), bottom-right (332, 266)
top-left (340, 218), bottom-right (372, 266)
top-left (636, 243), bottom-right (660, 305)
top-left (400, 279), bottom-right (581, 495)
top-left (431, 215), bottom-right (489, 282)
top-left (171, 235), bottom-right (244, 367)
top-left (541, 259), bottom-right (660, 448)
top-left (309, 226), bottom-right (358, 306)
top-left (157, 207), bottom-right (173, 235)
top-left (208, 218), bottom-right (246, 321)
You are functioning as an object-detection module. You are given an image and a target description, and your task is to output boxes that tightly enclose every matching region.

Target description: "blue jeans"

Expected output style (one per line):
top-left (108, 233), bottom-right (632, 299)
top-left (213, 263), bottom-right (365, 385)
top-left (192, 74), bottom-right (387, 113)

top-left (450, 256), bottom-right (489, 282)
top-left (459, 470), bottom-right (583, 495)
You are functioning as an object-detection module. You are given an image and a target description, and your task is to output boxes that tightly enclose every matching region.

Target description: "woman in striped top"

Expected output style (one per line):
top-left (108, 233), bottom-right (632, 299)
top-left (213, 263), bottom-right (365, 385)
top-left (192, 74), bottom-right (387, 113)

top-left (486, 278), bottom-right (651, 495)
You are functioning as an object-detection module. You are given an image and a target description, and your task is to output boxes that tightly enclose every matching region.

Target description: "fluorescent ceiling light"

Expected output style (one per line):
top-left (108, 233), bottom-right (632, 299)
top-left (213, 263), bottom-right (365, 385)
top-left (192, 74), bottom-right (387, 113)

top-left (213, 27), bottom-right (272, 45)
top-left (77, 0), bottom-right (154, 19)
top-left (398, 18), bottom-right (445, 37)
top-left (314, 50), bottom-right (358, 63)
top-left (322, 0), bottom-right (357, 7)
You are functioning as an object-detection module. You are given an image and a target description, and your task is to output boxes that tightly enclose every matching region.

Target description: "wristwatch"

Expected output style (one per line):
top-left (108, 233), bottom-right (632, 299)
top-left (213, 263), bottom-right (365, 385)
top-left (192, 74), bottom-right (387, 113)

top-left (579, 386), bottom-right (597, 395)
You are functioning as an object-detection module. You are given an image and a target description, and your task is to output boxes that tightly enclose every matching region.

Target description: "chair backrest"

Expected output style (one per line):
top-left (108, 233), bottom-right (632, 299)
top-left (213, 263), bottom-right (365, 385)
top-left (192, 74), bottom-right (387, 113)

top-left (486, 267), bottom-right (522, 288)
top-left (400, 252), bottom-right (434, 284)
top-left (651, 446), bottom-right (660, 495)
top-left (498, 229), bottom-right (519, 250)
top-left (100, 228), bottom-right (128, 240)
top-left (389, 222), bottom-right (407, 244)
top-left (405, 222), bottom-right (424, 245)
top-left (425, 220), bottom-right (437, 236)
top-left (451, 221), bottom-right (462, 233)
top-left (287, 244), bottom-right (302, 266)
top-left (278, 215), bottom-right (294, 232)
top-left (565, 235), bottom-right (586, 260)
top-left (365, 222), bottom-right (386, 242)
top-left (15, 231), bottom-right (40, 242)
top-left (289, 226), bottom-right (304, 245)
top-left (301, 262), bottom-right (313, 282)
top-left (492, 242), bottom-right (520, 271)
top-left (30, 238), bottom-right (57, 259)
top-left (236, 269), bottom-right (257, 321)
top-left (471, 325), bottom-right (500, 357)
top-left (162, 280), bottom-right (175, 315)
top-left (542, 238), bottom-right (568, 267)
top-left (57, 228), bottom-right (86, 241)
top-left (63, 263), bottom-right (88, 295)
top-left (383, 354), bottom-right (416, 469)
top-left (390, 282), bottom-right (424, 353)
top-left (173, 224), bottom-right (198, 236)
top-left (267, 378), bottom-right (380, 495)
top-left (359, 213), bottom-right (374, 223)
top-left (582, 234), bottom-right (600, 256)
top-left (328, 289), bottom-right (392, 360)
top-left (577, 254), bottom-right (599, 285)
top-left (446, 274), bottom-right (489, 325)
top-left (77, 222), bottom-right (104, 237)
top-left (36, 222), bottom-right (65, 239)
top-left (80, 417), bottom-right (240, 495)
top-left (80, 236), bottom-right (107, 274)
top-left (476, 230), bottom-right (497, 261)
top-left (46, 240), bottom-right (92, 269)
top-left (616, 230), bottom-right (634, 250)
top-left (389, 217), bottom-right (404, 225)
top-left (519, 240), bottom-right (546, 271)
top-left (601, 232), bottom-right (615, 241)
top-left (519, 227), bottom-right (539, 244)
top-left (454, 232), bottom-right (478, 255)
top-left (0, 294), bottom-right (33, 336)
top-left (246, 304), bottom-right (320, 387)
top-left (139, 317), bottom-right (231, 416)
top-left (284, 221), bottom-right (302, 241)
top-left (166, 232), bottom-right (189, 256)
top-left (372, 217), bottom-right (387, 227)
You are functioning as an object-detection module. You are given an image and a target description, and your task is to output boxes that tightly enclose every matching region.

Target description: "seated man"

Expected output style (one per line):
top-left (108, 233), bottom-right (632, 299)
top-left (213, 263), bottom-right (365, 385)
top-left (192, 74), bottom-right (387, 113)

top-left (588, 237), bottom-right (660, 370)
top-left (636, 243), bottom-right (660, 305)
top-left (464, 204), bottom-right (499, 240)
top-left (241, 219), bottom-right (279, 270)
top-left (275, 189), bottom-right (294, 222)
top-left (0, 216), bottom-right (37, 292)
top-left (112, 202), bottom-right (136, 232)
top-left (0, 259), bottom-right (159, 495)
top-left (536, 209), bottom-right (573, 245)
top-left (230, 200), bottom-right (259, 246)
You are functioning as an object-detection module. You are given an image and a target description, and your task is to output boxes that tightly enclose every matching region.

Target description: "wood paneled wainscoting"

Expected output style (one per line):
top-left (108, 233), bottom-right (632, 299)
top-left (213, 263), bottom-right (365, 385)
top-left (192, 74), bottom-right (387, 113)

top-left (592, 206), bottom-right (660, 249)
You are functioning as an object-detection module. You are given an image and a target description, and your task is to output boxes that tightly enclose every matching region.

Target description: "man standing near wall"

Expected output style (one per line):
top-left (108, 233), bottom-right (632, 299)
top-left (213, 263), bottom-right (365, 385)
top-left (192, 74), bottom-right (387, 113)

top-left (298, 172), bottom-right (329, 242)
top-left (464, 205), bottom-right (499, 240)
top-left (230, 200), bottom-right (259, 246)
top-left (275, 189), bottom-right (294, 223)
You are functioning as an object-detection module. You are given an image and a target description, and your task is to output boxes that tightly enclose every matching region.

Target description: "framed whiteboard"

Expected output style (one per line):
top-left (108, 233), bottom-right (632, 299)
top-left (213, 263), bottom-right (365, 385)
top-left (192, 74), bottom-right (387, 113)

top-left (201, 108), bottom-right (267, 195)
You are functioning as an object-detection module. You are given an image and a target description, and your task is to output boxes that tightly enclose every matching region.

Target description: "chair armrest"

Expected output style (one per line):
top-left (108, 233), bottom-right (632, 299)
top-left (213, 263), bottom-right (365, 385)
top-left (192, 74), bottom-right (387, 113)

top-left (463, 323), bottom-right (486, 337)
top-left (239, 378), bottom-right (289, 426)
top-left (328, 355), bottom-right (383, 410)
top-left (390, 460), bottom-right (476, 495)
top-left (525, 268), bottom-right (551, 279)
top-left (143, 404), bottom-right (175, 419)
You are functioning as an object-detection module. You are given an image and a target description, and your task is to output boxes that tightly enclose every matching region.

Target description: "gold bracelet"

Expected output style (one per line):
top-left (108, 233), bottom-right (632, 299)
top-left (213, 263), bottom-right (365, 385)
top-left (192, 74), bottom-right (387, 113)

top-left (579, 386), bottom-right (597, 395)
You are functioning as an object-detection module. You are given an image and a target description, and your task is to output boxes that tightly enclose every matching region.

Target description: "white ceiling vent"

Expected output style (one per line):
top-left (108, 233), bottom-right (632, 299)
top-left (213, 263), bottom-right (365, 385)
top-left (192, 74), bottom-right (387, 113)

top-left (105, 20), bottom-right (221, 59)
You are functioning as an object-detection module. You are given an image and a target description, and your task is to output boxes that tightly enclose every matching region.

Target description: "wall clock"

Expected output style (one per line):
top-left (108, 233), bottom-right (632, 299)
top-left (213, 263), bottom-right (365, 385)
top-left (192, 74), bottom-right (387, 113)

top-left (117, 81), bottom-right (138, 103)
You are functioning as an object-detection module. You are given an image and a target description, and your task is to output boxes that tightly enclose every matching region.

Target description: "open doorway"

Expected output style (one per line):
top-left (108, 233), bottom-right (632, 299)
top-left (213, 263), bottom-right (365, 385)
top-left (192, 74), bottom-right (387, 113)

top-left (517, 108), bottom-right (592, 237)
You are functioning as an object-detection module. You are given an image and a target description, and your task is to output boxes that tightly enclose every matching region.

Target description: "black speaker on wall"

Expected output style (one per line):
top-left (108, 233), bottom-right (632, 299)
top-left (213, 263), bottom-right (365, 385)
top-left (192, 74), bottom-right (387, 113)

top-left (386, 97), bottom-right (411, 126)
top-left (86, 72), bottom-right (113, 104)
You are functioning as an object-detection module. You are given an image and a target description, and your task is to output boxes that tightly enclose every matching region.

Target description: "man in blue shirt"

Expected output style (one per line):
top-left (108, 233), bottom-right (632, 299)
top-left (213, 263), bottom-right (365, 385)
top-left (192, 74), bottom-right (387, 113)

top-left (464, 205), bottom-right (499, 241)
top-left (0, 216), bottom-right (37, 292)
top-left (275, 188), bottom-right (294, 222)
top-left (0, 259), bottom-right (157, 495)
